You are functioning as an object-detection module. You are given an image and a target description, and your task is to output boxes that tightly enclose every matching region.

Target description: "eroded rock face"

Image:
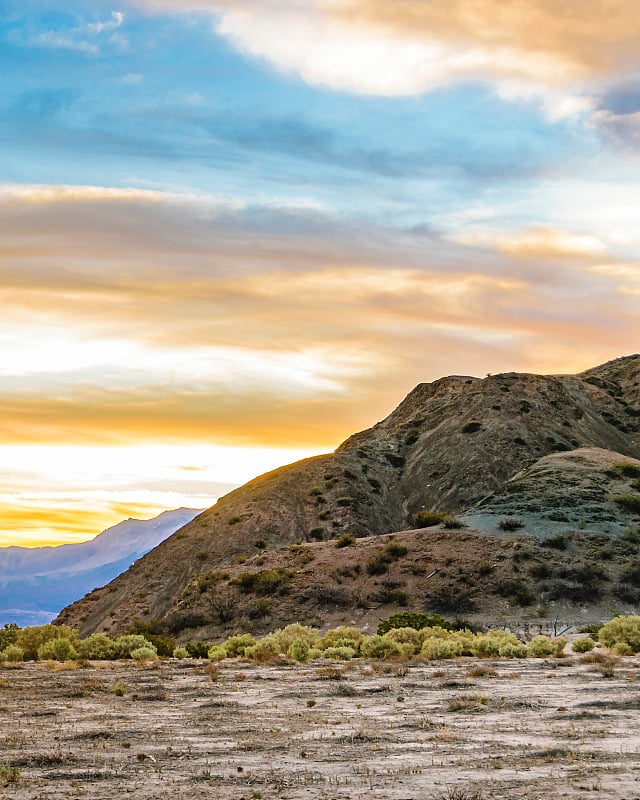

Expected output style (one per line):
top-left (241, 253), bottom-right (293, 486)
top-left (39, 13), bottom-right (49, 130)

top-left (56, 355), bottom-right (640, 636)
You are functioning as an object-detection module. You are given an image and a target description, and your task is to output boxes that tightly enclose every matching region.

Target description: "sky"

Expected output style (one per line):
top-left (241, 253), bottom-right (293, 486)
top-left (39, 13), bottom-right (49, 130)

top-left (1, 0), bottom-right (639, 546)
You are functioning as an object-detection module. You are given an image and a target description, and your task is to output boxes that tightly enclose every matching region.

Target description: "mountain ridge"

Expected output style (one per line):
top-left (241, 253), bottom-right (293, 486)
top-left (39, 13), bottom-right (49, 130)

top-left (56, 355), bottom-right (640, 637)
top-left (1, 508), bottom-right (203, 626)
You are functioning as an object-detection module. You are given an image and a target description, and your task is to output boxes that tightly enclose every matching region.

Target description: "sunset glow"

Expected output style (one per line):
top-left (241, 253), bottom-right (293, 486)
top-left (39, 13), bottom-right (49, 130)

top-left (2, 1), bottom-right (639, 545)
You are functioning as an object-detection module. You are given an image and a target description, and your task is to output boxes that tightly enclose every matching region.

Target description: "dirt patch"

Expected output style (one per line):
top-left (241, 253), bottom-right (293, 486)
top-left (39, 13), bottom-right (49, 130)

top-left (2, 656), bottom-right (640, 798)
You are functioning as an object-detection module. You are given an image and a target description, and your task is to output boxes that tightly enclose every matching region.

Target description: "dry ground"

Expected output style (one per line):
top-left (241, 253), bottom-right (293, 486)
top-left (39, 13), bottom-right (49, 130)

top-left (2, 656), bottom-right (640, 799)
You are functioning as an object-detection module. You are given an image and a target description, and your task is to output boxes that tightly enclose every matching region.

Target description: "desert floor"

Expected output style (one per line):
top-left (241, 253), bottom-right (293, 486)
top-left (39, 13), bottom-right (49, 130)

top-left (2, 655), bottom-right (640, 799)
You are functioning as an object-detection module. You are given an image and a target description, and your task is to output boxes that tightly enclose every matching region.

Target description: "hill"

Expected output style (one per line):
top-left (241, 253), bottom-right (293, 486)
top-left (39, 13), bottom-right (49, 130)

top-left (0, 508), bottom-right (202, 626)
top-left (56, 355), bottom-right (640, 637)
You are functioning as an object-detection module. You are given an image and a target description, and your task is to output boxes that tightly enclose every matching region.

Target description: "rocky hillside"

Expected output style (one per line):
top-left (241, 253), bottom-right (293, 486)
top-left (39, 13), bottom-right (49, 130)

top-left (57, 355), bottom-right (640, 636)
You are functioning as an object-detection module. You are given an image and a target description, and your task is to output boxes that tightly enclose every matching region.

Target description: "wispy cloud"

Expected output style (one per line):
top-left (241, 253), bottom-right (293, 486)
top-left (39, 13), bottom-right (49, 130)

top-left (11, 10), bottom-right (126, 56)
top-left (0, 183), bottom-right (635, 451)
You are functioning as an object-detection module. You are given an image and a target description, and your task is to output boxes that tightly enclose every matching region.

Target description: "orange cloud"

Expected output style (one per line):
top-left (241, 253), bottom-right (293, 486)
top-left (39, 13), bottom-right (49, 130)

top-left (0, 184), bottom-right (635, 453)
top-left (336, 0), bottom-right (640, 82)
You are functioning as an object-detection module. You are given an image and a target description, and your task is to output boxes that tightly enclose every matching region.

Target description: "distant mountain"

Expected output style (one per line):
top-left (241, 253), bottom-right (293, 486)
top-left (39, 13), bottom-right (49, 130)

top-left (57, 355), bottom-right (640, 637)
top-left (1, 508), bottom-right (203, 626)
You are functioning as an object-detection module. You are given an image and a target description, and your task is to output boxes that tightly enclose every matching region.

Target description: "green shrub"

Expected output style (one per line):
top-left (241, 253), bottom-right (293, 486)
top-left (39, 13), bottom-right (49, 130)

top-left (245, 639), bottom-right (281, 663)
top-left (413, 510), bottom-right (449, 528)
top-left (1, 644), bottom-right (24, 663)
top-left (598, 615), bottom-right (640, 652)
top-left (498, 641), bottom-right (528, 658)
top-left (382, 627), bottom-right (422, 654)
top-left (235, 568), bottom-right (292, 595)
top-left (572, 637), bottom-right (596, 653)
top-left (207, 645), bottom-right (228, 662)
top-left (613, 495), bottom-right (640, 513)
top-left (420, 638), bottom-right (462, 660)
top-left (173, 646), bottom-right (189, 659)
top-left (37, 637), bottom-right (78, 661)
top-left (318, 626), bottom-right (364, 654)
top-left (185, 641), bottom-right (209, 659)
top-left (361, 635), bottom-right (401, 659)
top-left (612, 641), bottom-right (633, 656)
top-left (377, 612), bottom-right (453, 635)
top-left (462, 421), bottom-right (482, 433)
top-left (322, 646), bottom-right (356, 660)
top-left (288, 638), bottom-right (310, 662)
top-left (526, 635), bottom-right (562, 657)
top-left (616, 462), bottom-right (640, 479)
top-left (223, 634), bottom-right (256, 657)
top-left (112, 634), bottom-right (152, 659)
top-left (0, 623), bottom-right (19, 651)
top-left (335, 534), bottom-right (355, 548)
top-left (130, 645), bottom-right (157, 661)
top-left (17, 624), bottom-right (78, 661)
top-left (77, 634), bottom-right (116, 660)
top-left (384, 541), bottom-right (408, 559)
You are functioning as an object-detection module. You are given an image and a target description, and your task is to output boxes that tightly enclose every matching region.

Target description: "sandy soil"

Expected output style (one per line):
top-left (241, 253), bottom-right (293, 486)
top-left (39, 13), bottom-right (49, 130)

top-left (2, 655), bottom-right (640, 799)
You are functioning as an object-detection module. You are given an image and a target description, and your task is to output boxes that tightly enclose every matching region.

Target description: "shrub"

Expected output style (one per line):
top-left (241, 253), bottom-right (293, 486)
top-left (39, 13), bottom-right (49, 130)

top-left (366, 552), bottom-right (390, 575)
top-left (173, 646), bottom-right (189, 659)
top-left (526, 635), bottom-right (563, 658)
top-left (383, 627), bottom-right (422, 654)
top-left (0, 623), bottom-right (19, 651)
top-left (207, 645), bottom-right (228, 662)
top-left (598, 615), bottom-right (640, 652)
top-left (322, 646), bottom-right (356, 660)
top-left (413, 510), bottom-right (449, 528)
top-left (77, 634), bottom-right (115, 660)
top-left (377, 612), bottom-right (454, 635)
top-left (235, 568), bottom-right (292, 595)
top-left (462, 421), bottom-right (482, 433)
top-left (223, 634), bottom-right (256, 658)
top-left (185, 641), bottom-right (209, 659)
top-left (616, 462), bottom-right (640, 479)
top-left (426, 588), bottom-right (478, 613)
top-left (17, 624), bottom-right (78, 661)
top-left (540, 534), bottom-right (568, 550)
top-left (498, 517), bottom-right (524, 532)
top-left (37, 637), bottom-right (78, 662)
top-left (245, 639), bottom-right (281, 664)
top-left (318, 626), bottom-right (364, 654)
top-left (384, 541), bottom-right (408, 559)
top-left (141, 634), bottom-right (175, 657)
top-left (113, 635), bottom-right (154, 659)
top-left (613, 495), bottom-right (640, 513)
top-left (612, 641), bottom-right (634, 656)
top-left (420, 638), bottom-right (462, 660)
top-left (335, 534), bottom-right (355, 548)
top-left (288, 638), bottom-right (310, 662)
top-left (130, 645), bottom-right (157, 661)
top-left (1, 644), bottom-right (24, 663)
top-left (498, 641), bottom-right (528, 658)
top-left (572, 637), bottom-right (596, 653)
top-left (361, 635), bottom-right (401, 659)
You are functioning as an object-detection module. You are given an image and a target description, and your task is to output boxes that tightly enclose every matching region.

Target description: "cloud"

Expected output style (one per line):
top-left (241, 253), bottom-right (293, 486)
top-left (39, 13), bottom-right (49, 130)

top-left (132, 0), bottom-right (640, 114)
top-left (13, 10), bottom-right (126, 56)
top-left (0, 183), bottom-right (635, 451)
top-left (453, 226), bottom-right (609, 260)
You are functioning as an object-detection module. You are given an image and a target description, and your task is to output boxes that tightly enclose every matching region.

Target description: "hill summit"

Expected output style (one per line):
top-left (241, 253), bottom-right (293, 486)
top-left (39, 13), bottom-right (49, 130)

top-left (57, 355), bottom-right (640, 637)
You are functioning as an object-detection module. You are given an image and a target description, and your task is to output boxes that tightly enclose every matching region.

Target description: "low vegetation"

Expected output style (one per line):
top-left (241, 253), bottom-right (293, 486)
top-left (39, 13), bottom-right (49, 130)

top-left (5, 614), bottom-right (640, 666)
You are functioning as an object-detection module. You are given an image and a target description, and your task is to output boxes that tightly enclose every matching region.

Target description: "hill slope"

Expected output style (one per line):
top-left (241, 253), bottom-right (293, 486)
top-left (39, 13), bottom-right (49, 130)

top-left (57, 355), bottom-right (640, 636)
